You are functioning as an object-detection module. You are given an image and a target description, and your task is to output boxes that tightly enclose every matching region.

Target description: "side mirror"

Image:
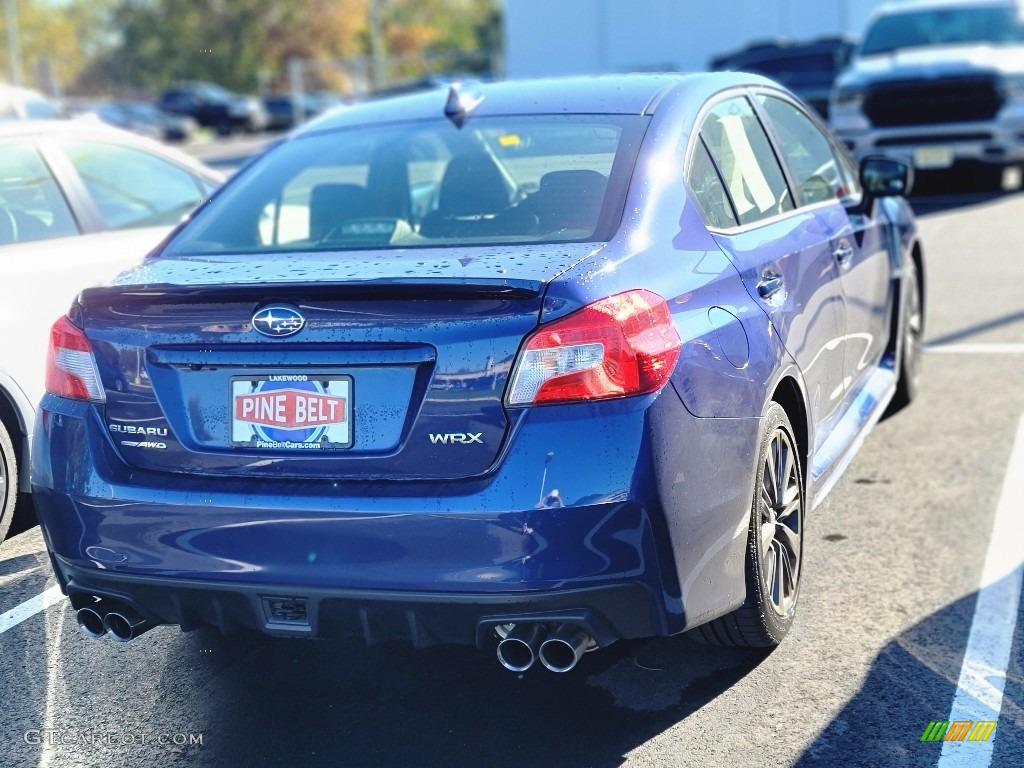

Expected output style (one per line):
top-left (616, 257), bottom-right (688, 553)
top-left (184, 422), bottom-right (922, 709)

top-left (860, 156), bottom-right (913, 199)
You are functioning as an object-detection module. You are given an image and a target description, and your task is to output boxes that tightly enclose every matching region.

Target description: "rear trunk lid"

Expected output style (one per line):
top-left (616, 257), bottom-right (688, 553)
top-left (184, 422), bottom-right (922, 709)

top-left (79, 245), bottom-right (601, 480)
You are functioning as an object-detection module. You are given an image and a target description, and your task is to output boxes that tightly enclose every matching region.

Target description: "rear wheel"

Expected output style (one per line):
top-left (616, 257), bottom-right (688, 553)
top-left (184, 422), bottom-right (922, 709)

top-left (0, 420), bottom-right (17, 543)
top-left (695, 402), bottom-right (804, 647)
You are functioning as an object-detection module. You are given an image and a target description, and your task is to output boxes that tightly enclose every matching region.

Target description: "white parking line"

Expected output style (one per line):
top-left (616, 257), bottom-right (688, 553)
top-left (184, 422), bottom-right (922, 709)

top-left (925, 343), bottom-right (1024, 354)
top-left (0, 585), bottom-right (65, 635)
top-left (37, 588), bottom-right (68, 768)
top-left (938, 413), bottom-right (1024, 767)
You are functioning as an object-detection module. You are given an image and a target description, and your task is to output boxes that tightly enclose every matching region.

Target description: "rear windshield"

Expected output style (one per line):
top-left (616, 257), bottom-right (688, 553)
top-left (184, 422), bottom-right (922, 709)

top-left (165, 115), bottom-right (647, 255)
top-left (862, 5), bottom-right (1024, 55)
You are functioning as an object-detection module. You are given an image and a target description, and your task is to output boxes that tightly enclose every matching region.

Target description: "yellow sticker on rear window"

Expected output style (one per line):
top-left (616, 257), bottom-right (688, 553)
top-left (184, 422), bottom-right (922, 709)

top-left (498, 134), bottom-right (521, 147)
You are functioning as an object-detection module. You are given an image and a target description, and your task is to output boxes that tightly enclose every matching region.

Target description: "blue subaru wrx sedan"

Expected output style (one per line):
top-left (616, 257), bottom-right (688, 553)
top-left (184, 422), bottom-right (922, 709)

top-left (32, 74), bottom-right (924, 673)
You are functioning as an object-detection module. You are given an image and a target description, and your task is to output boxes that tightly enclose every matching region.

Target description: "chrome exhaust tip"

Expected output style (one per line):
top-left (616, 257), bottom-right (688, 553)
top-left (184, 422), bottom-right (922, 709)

top-left (76, 606), bottom-right (107, 638)
top-left (103, 606), bottom-right (152, 643)
top-left (496, 624), bottom-right (546, 672)
top-left (538, 624), bottom-right (591, 673)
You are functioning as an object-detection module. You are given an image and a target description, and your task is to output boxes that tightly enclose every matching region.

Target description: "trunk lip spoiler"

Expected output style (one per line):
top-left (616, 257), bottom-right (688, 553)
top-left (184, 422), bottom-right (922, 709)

top-left (79, 278), bottom-right (543, 307)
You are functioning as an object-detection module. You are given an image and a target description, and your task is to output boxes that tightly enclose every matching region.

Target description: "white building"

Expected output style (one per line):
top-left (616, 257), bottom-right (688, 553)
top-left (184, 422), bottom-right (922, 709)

top-left (504, 0), bottom-right (891, 78)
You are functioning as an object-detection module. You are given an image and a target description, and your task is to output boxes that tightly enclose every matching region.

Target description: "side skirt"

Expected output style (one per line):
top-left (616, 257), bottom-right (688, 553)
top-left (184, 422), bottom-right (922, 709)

top-left (809, 362), bottom-right (897, 509)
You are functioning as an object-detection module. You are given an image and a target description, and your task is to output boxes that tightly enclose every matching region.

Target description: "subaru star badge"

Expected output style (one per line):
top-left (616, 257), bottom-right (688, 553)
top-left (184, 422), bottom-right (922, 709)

top-left (252, 305), bottom-right (305, 338)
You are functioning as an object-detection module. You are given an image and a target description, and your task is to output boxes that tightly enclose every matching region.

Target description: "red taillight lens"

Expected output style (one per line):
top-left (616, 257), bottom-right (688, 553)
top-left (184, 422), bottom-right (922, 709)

top-left (507, 289), bottom-right (682, 406)
top-left (45, 316), bottom-right (105, 402)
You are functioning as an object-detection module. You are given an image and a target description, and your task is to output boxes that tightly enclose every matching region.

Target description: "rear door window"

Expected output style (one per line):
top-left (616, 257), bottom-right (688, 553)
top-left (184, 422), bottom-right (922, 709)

top-left (0, 142), bottom-right (79, 245)
top-left (687, 138), bottom-right (738, 229)
top-left (60, 140), bottom-right (204, 230)
top-left (698, 96), bottom-right (793, 226)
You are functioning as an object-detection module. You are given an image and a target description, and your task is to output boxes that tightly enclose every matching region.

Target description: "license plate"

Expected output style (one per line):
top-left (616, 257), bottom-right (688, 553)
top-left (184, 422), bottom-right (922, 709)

top-left (912, 146), bottom-right (954, 170)
top-left (230, 374), bottom-right (352, 450)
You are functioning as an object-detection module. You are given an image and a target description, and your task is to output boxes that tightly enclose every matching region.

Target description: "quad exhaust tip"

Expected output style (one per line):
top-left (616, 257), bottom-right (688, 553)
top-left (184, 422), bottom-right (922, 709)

top-left (76, 597), bottom-right (154, 642)
top-left (496, 623), bottom-right (545, 672)
top-left (76, 606), bottom-right (107, 638)
top-left (538, 624), bottom-right (590, 673)
top-left (103, 606), bottom-right (152, 642)
top-left (496, 623), bottom-right (594, 673)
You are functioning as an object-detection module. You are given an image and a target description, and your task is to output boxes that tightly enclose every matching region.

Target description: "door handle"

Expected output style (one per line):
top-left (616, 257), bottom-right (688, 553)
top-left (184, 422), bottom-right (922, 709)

top-left (834, 241), bottom-right (854, 265)
top-left (757, 273), bottom-right (784, 299)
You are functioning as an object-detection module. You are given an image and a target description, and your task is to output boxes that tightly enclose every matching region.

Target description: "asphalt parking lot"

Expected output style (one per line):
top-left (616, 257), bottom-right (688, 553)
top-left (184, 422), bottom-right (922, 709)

top-left (2, 176), bottom-right (1022, 767)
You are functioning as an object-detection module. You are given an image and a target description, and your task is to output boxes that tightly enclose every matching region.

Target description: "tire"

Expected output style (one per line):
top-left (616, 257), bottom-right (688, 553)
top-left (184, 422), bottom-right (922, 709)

top-left (885, 256), bottom-right (922, 417)
top-left (216, 119), bottom-right (234, 137)
top-left (0, 419), bottom-right (17, 543)
top-left (694, 402), bottom-right (804, 647)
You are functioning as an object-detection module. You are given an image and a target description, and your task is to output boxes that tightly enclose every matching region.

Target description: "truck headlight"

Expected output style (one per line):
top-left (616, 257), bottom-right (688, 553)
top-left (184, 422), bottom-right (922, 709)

top-left (1002, 75), bottom-right (1024, 99)
top-left (833, 86), bottom-right (865, 109)
top-left (228, 100), bottom-right (253, 118)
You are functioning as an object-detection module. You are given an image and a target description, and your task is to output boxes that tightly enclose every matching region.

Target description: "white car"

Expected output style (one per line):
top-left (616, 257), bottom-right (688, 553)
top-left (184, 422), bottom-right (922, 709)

top-left (0, 84), bottom-right (61, 120)
top-left (0, 121), bottom-right (223, 541)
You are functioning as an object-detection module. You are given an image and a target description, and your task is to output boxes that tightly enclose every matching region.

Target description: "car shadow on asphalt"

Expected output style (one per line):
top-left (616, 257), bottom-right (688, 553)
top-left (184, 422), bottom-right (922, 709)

top-left (161, 628), bottom-right (773, 767)
top-left (154, 577), bottom-right (1022, 768)
top-left (909, 178), bottom-right (1020, 218)
top-left (0, 551), bottom-right (40, 578)
top-left (924, 309), bottom-right (1024, 347)
top-left (792, 577), bottom-right (1023, 768)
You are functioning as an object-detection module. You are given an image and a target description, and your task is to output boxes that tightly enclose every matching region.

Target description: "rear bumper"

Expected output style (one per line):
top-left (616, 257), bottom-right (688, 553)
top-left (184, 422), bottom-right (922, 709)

top-left (33, 388), bottom-right (757, 647)
top-left (54, 559), bottom-right (662, 647)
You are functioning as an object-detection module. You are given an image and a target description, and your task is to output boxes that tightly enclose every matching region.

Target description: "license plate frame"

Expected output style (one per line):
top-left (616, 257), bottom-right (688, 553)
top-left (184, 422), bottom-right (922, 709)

top-left (229, 374), bottom-right (353, 451)
top-left (912, 146), bottom-right (955, 170)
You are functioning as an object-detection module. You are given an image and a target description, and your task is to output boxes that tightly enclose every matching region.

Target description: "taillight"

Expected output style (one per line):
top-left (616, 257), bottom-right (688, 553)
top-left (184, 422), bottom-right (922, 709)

top-left (45, 316), bottom-right (105, 402)
top-left (507, 289), bottom-right (682, 406)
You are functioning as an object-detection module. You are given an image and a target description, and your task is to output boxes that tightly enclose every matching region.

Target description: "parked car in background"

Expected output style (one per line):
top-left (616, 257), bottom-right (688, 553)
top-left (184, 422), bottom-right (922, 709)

top-left (831, 0), bottom-right (1024, 186)
top-left (262, 93), bottom-right (319, 131)
top-left (73, 100), bottom-right (199, 143)
top-left (110, 101), bottom-right (199, 143)
top-left (0, 121), bottom-right (223, 543)
top-left (0, 84), bottom-right (61, 120)
top-left (68, 101), bottom-right (161, 141)
top-left (709, 36), bottom-right (855, 118)
top-left (31, 75), bottom-right (924, 671)
top-left (158, 82), bottom-right (266, 136)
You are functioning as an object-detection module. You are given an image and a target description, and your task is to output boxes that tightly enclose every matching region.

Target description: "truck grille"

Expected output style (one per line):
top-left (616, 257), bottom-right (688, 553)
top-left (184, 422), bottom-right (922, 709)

top-left (864, 76), bottom-right (1003, 127)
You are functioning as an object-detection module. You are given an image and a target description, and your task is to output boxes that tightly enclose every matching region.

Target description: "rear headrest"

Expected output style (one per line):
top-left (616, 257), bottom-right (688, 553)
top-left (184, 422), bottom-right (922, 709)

top-left (437, 152), bottom-right (510, 216)
top-left (309, 184), bottom-right (370, 241)
top-left (536, 170), bottom-right (607, 232)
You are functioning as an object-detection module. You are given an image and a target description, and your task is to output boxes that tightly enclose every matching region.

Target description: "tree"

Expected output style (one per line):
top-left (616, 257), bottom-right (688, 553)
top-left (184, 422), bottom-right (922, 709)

top-left (0, 0), bottom-right (113, 93)
top-left (6, 0), bottom-right (503, 95)
top-left (380, 0), bottom-right (501, 79)
top-left (96, 0), bottom-right (368, 93)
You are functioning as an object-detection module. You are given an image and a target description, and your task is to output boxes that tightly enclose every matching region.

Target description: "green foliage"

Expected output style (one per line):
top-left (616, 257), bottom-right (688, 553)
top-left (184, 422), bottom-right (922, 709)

top-left (0, 0), bottom-right (114, 91)
top-left (4, 0), bottom-right (501, 95)
top-left (104, 0), bottom-right (357, 93)
top-left (381, 0), bottom-right (501, 79)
